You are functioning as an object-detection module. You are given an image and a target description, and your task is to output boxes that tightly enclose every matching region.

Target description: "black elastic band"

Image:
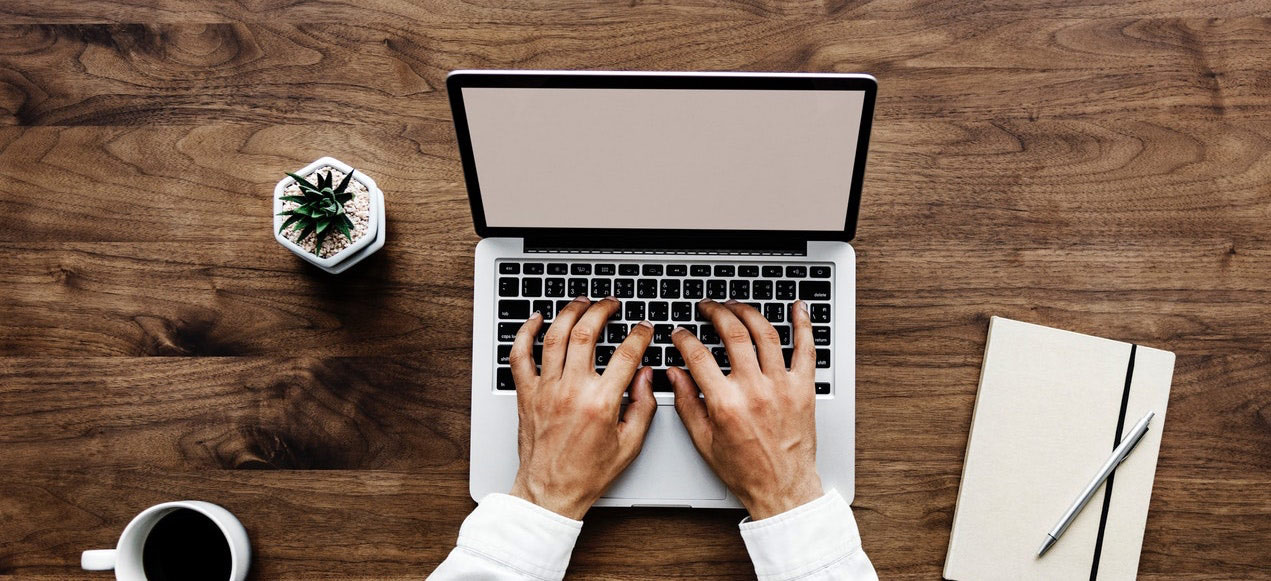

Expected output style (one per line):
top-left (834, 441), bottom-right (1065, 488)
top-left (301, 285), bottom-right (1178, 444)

top-left (1090, 344), bottom-right (1136, 580)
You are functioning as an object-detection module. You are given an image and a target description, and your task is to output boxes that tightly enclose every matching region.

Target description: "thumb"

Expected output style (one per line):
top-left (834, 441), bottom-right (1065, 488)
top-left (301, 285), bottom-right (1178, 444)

top-left (668, 367), bottom-right (711, 452)
top-left (619, 367), bottom-right (658, 454)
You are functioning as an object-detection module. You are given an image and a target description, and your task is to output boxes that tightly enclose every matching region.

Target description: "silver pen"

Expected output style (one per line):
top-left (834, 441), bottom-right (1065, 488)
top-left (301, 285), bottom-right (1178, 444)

top-left (1037, 410), bottom-right (1155, 557)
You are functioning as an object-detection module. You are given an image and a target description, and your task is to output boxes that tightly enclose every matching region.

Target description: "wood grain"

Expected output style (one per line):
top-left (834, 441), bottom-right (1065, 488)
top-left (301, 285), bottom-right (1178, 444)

top-left (0, 1), bottom-right (1268, 579)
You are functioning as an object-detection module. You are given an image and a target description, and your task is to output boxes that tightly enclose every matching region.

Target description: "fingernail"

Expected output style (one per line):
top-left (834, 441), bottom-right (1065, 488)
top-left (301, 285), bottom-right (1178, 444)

top-left (605, 295), bottom-right (618, 301)
top-left (796, 300), bottom-right (808, 313)
top-left (698, 298), bottom-right (714, 304)
top-left (637, 320), bottom-right (653, 329)
top-left (672, 326), bottom-right (688, 334)
top-left (574, 295), bottom-right (590, 303)
top-left (530, 311), bottom-right (542, 320)
top-left (724, 299), bottom-right (739, 305)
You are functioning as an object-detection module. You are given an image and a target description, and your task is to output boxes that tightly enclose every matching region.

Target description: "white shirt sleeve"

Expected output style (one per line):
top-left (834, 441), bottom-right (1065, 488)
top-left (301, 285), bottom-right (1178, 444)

top-left (428, 493), bottom-right (582, 581)
top-left (739, 489), bottom-right (878, 581)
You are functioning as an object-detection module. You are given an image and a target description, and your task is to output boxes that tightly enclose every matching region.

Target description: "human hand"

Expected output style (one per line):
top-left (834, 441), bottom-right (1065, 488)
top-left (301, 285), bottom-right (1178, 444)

top-left (668, 298), bottom-right (823, 520)
top-left (507, 296), bottom-right (657, 520)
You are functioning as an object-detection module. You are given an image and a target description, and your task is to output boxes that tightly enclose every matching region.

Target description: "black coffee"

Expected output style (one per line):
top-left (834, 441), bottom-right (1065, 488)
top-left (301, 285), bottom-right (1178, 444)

top-left (141, 508), bottom-right (232, 581)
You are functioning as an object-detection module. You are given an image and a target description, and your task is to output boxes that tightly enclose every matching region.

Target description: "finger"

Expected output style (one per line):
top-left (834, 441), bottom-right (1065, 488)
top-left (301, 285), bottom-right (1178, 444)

top-left (541, 296), bottom-right (590, 380)
top-left (564, 298), bottom-right (620, 376)
top-left (510, 311), bottom-right (544, 388)
top-left (668, 367), bottom-right (712, 453)
top-left (603, 319), bottom-right (653, 393)
top-left (670, 325), bottom-right (727, 395)
top-left (699, 299), bottom-right (761, 377)
top-left (723, 300), bottom-right (786, 374)
top-left (619, 367), bottom-right (658, 456)
top-left (789, 300), bottom-right (816, 379)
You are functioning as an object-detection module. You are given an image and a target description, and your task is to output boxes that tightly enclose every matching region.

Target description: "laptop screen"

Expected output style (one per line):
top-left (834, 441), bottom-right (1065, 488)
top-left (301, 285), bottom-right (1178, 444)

top-left (450, 73), bottom-right (875, 239)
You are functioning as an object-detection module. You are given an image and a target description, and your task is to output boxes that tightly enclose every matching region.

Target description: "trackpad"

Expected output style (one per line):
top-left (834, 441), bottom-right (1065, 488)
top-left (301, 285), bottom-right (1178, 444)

top-left (603, 408), bottom-right (727, 501)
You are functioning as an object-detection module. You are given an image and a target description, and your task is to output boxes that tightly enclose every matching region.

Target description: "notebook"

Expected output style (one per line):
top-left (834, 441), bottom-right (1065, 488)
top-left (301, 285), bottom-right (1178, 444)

top-left (944, 317), bottom-right (1174, 581)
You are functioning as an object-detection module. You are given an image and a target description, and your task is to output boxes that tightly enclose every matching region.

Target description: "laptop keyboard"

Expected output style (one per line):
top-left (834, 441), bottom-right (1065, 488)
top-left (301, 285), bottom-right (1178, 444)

top-left (493, 260), bottom-right (833, 395)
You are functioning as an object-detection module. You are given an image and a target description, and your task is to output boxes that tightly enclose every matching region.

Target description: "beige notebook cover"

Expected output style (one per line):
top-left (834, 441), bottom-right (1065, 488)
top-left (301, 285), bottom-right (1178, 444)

top-left (944, 317), bottom-right (1174, 581)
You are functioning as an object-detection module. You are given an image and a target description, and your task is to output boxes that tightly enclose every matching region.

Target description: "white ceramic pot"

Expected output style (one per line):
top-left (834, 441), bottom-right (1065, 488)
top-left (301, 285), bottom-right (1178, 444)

top-left (273, 156), bottom-right (386, 274)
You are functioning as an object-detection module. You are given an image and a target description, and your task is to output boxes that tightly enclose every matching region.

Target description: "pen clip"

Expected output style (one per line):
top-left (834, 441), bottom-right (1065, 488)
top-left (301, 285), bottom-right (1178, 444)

top-left (1116, 425), bottom-right (1150, 466)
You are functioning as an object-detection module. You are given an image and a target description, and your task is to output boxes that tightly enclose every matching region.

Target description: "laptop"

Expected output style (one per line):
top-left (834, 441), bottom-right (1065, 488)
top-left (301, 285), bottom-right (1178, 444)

top-left (450, 70), bottom-right (877, 508)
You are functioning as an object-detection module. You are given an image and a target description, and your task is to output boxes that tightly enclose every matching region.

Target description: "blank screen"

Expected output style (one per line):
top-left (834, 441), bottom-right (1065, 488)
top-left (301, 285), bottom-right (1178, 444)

top-left (462, 87), bottom-right (866, 231)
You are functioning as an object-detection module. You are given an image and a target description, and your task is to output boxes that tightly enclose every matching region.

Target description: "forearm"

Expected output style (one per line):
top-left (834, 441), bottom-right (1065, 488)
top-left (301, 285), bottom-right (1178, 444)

top-left (740, 489), bottom-right (877, 581)
top-left (429, 494), bottom-right (583, 581)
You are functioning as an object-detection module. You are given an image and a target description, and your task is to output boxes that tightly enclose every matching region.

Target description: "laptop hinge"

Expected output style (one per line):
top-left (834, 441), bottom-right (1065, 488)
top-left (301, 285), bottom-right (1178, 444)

top-left (523, 235), bottom-right (807, 256)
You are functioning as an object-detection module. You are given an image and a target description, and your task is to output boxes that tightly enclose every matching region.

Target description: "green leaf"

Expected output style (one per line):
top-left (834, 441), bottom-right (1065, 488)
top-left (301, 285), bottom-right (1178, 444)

top-left (278, 213), bottom-right (305, 234)
top-left (295, 222), bottom-right (315, 242)
top-left (336, 217), bottom-right (351, 241)
top-left (335, 169), bottom-right (354, 194)
top-left (291, 205), bottom-right (313, 217)
top-left (286, 172), bottom-right (316, 190)
top-left (276, 209), bottom-right (295, 216)
top-left (279, 195), bottom-right (308, 204)
top-left (336, 192), bottom-right (353, 204)
top-left (316, 218), bottom-right (331, 233)
top-left (320, 171), bottom-right (332, 190)
top-left (314, 229), bottom-right (329, 256)
top-left (341, 214), bottom-right (354, 230)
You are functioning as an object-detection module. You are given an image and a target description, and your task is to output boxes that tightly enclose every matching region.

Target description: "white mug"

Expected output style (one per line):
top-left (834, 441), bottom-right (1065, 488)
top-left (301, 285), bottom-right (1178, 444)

top-left (80, 500), bottom-right (250, 581)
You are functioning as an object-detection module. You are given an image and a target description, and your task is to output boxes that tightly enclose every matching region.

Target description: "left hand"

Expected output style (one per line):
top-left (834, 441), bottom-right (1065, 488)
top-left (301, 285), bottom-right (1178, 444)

top-left (507, 296), bottom-right (658, 519)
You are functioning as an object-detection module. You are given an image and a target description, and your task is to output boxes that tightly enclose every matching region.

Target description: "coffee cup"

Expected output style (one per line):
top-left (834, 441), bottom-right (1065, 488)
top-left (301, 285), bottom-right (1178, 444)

top-left (81, 500), bottom-right (250, 581)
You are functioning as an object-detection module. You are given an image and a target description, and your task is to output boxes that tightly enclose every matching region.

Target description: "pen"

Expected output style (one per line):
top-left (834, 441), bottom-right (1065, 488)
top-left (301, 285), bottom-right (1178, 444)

top-left (1037, 410), bottom-right (1155, 557)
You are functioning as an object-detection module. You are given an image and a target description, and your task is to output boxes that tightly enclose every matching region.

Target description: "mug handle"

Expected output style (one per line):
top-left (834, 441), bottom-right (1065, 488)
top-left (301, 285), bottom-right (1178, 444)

top-left (81, 549), bottom-right (117, 571)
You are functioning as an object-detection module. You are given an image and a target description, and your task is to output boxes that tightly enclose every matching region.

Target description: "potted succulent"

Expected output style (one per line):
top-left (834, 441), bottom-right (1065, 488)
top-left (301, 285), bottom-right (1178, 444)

top-left (274, 157), bottom-right (385, 274)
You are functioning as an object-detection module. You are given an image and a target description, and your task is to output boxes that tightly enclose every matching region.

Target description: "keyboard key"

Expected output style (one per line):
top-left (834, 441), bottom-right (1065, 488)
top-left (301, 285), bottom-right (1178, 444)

top-left (637, 279), bottom-right (657, 298)
top-left (498, 300), bottom-right (529, 319)
top-left (555, 300), bottom-right (572, 316)
top-left (497, 344), bottom-right (512, 365)
top-left (811, 304), bottom-right (831, 323)
top-left (643, 347), bottom-right (663, 367)
top-left (643, 264), bottom-right (664, 276)
top-left (614, 279), bottom-right (635, 298)
top-left (524, 263), bottom-right (545, 275)
top-left (764, 303), bottom-right (785, 323)
top-left (775, 325), bottom-right (791, 345)
top-left (591, 279), bottom-right (611, 298)
top-left (568, 278), bottom-right (589, 297)
top-left (752, 280), bottom-right (773, 300)
top-left (499, 263), bottom-right (520, 275)
top-left (782, 348), bottom-right (793, 367)
top-left (711, 347), bottom-right (729, 367)
top-left (521, 278), bottom-right (542, 297)
top-left (571, 263), bottom-right (592, 275)
top-left (684, 279), bottom-right (705, 299)
top-left (596, 263), bottom-right (616, 275)
top-left (816, 349), bottom-right (831, 368)
top-left (745, 302), bottom-right (761, 312)
top-left (499, 277), bottom-right (518, 297)
top-left (714, 265), bottom-right (735, 277)
top-left (625, 302), bottom-right (646, 321)
top-left (596, 346), bottom-right (616, 366)
top-left (786, 266), bottom-right (807, 278)
top-left (667, 264), bottom-right (688, 276)
top-left (654, 324), bottom-right (674, 344)
top-left (535, 323), bottom-right (550, 343)
top-left (665, 346), bottom-right (684, 366)
top-left (690, 265), bottom-right (711, 276)
top-left (762, 265), bottom-right (783, 277)
top-left (816, 382), bottom-right (831, 395)
top-left (545, 278), bottom-right (565, 297)
top-left (679, 324), bottom-right (698, 337)
top-left (496, 367), bottom-right (515, 390)
top-left (776, 280), bottom-right (797, 300)
top-left (814, 326), bottom-right (830, 345)
top-left (729, 280), bottom-right (750, 300)
top-left (532, 300), bottom-right (554, 319)
top-left (651, 369), bottom-right (672, 392)
top-left (811, 266), bottom-right (831, 278)
top-left (707, 280), bottom-right (728, 299)
top-left (607, 323), bottom-right (628, 343)
top-left (619, 264), bottom-right (640, 276)
top-left (671, 302), bottom-right (693, 321)
top-left (648, 301), bottom-right (669, 321)
top-left (547, 263), bottom-right (568, 275)
top-left (498, 323), bottom-right (519, 342)
top-left (700, 325), bottom-right (720, 344)
top-left (799, 281), bottom-right (832, 300)
top-left (739, 265), bottom-right (759, 277)
top-left (660, 279), bottom-right (681, 299)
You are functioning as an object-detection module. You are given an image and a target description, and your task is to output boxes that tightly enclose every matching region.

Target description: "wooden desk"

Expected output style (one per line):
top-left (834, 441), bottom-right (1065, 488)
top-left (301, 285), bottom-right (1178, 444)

top-left (1, 2), bottom-right (1267, 579)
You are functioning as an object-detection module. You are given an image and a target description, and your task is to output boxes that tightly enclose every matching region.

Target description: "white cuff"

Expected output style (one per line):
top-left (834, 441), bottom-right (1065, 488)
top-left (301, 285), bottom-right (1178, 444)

top-left (738, 489), bottom-right (866, 580)
top-left (456, 493), bottom-right (583, 580)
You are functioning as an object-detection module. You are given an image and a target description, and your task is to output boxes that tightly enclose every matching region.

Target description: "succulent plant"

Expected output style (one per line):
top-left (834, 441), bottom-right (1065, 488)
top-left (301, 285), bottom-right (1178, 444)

top-left (277, 168), bottom-right (356, 256)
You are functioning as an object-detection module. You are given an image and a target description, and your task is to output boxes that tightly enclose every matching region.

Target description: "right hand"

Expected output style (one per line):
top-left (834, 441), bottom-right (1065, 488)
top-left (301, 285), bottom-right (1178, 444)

top-left (668, 298), bottom-right (824, 520)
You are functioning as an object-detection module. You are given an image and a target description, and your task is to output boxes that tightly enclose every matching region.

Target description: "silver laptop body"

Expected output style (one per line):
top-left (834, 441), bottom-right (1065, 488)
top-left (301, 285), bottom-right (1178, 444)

top-left (450, 70), bottom-right (877, 508)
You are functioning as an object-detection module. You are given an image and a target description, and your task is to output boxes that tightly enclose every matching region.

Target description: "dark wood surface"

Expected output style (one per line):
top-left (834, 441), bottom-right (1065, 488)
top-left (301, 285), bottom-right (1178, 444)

top-left (1, 2), bottom-right (1268, 579)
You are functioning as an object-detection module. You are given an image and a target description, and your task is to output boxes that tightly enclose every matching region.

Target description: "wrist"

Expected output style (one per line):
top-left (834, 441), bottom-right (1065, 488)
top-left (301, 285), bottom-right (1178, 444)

top-left (510, 476), bottom-right (592, 520)
top-left (739, 474), bottom-right (824, 521)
